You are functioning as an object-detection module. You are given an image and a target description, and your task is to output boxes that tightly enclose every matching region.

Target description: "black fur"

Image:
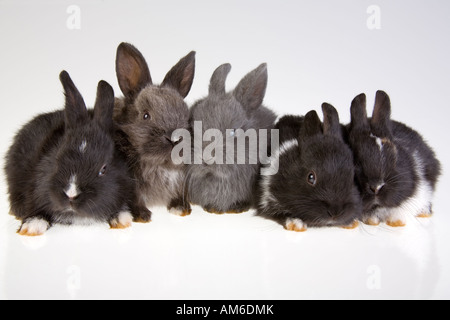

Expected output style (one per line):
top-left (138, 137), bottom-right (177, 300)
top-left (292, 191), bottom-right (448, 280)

top-left (257, 105), bottom-right (362, 230)
top-left (346, 91), bottom-right (441, 224)
top-left (4, 71), bottom-right (136, 233)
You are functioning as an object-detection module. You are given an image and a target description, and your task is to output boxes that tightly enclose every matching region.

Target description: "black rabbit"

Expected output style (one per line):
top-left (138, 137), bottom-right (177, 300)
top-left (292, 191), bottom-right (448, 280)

top-left (257, 104), bottom-right (362, 231)
top-left (5, 71), bottom-right (136, 235)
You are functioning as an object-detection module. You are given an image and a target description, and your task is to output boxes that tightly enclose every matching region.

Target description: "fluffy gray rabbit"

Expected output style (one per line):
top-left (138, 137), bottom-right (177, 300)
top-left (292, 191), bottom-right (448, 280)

top-left (4, 71), bottom-right (136, 236)
top-left (114, 43), bottom-right (195, 217)
top-left (187, 63), bottom-right (277, 214)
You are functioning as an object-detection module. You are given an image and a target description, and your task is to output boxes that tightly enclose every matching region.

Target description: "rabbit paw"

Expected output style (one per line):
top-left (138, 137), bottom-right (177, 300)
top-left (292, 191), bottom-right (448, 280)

top-left (284, 218), bottom-right (307, 232)
top-left (417, 212), bottom-right (432, 218)
top-left (386, 219), bottom-right (406, 227)
top-left (225, 201), bottom-right (251, 214)
top-left (169, 207), bottom-right (192, 217)
top-left (168, 198), bottom-right (191, 217)
top-left (342, 220), bottom-right (359, 229)
top-left (204, 206), bottom-right (225, 215)
top-left (132, 207), bottom-right (152, 223)
top-left (364, 216), bottom-right (381, 226)
top-left (18, 218), bottom-right (50, 236)
top-left (109, 211), bottom-right (133, 229)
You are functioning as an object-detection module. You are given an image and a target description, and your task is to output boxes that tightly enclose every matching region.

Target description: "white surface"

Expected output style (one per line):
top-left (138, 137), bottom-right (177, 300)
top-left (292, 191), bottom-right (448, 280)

top-left (1, 0), bottom-right (450, 300)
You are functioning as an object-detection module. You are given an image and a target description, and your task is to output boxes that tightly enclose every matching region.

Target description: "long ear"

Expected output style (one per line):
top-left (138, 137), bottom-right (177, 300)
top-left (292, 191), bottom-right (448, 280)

top-left (322, 103), bottom-right (343, 140)
top-left (350, 93), bottom-right (369, 132)
top-left (60, 71), bottom-right (88, 129)
top-left (300, 110), bottom-right (322, 140)
top-left (161, 51), bottom-right (196, 98)
top-left (93, 80), bottom-right (115, 131)
top-left (209, 63), bottom-right (231, 96)
top-left (115, 42), bottom-right (152, 101)
top-left (371, 90), bottom-right (392, 138)
top-left (233, 63), bottom-right (267, 113)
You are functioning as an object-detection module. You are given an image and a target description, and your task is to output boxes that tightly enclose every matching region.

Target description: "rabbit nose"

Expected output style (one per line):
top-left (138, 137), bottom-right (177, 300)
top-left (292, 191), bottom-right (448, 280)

top-left (64, 175), bottom-right (80, 201)
top-left (369, 183), bottom-right (385, 195)
top-left (164, 131), bottom-right (182, 146)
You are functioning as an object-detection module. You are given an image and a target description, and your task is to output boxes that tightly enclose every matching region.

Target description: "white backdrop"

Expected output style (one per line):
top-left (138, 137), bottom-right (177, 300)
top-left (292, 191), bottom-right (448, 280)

top-left (1, 0), bottom-right (449, 300)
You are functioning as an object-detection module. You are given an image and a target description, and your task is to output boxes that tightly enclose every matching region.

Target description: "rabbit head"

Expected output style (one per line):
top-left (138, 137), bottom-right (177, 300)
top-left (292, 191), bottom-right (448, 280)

top-left (47, 71), bottom-right (131, 222)
top-left (291, 106), bottom-right (361, 226)
top-left (189, 63), bottom-right (275, 166)
top-left (114, 43), bottom-right (195, 166)
top-left (347, 91), bottom-right (408, 213)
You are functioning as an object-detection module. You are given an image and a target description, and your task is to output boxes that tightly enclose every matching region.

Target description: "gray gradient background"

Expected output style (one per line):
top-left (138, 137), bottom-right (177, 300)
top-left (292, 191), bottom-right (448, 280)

top-left (0, 0), bottom-right (449, 299)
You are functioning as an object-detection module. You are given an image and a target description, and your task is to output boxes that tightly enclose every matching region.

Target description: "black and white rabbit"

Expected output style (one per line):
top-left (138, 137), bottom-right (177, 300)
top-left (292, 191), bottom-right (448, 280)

top-left (4, 71), bottom-right (136, 236)
top-left (114, 43), bottom-right (195, 217)
top-left (346, 91), bottom-right (441, 226)
top-left (187, 63), bottom-right (277, 214)
top-left (257, 104), bottom-right (362, 232)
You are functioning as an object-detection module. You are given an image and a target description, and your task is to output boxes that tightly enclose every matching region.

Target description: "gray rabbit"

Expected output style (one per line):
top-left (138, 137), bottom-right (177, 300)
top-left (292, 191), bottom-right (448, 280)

top-left (114, 43), bottom-right (195, 218)
top-left (187, 63), bottom-right (277, 214)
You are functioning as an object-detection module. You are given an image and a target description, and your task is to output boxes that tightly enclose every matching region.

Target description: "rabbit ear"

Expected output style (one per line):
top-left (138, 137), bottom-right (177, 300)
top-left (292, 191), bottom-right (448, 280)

top-left (233, 63), bottom-right (267, 113)
top-left (60, 71), bottom-right (88, 129)
top-left (116, 42), bottom-right (152, 101)
top-left (322, 103), bottom-right (343, 140)
top-left (161, 51), bottom-right (196, 98)
top-left (93, 80), bottom-right (115, 131)
top-left (371, 90), bottom-right (392, 138)
top-left (300, 110), bottom-right (322, 140)
top-left (350, 93), bottom-right (369, 132)
top-left (209, 63), bottom-right (231, 96)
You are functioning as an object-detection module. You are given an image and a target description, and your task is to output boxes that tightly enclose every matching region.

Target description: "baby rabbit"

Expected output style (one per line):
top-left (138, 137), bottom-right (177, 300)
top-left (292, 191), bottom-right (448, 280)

top-left (114, 43), bottom-right (195, 217)
top-left (257, 104), bottom-right (362, 232)
top-left (4, 71), bottom-right (135, 236)
top-left (347, 91), bottom-right (441, 227)
top-left (187, 63), bottom-right (277, 214)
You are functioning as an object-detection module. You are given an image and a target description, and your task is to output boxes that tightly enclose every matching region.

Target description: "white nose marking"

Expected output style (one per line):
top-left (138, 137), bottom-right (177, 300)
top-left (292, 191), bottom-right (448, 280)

top-left (65, 175), bottom-right (79, 199)
top-left (79, 140), bottom-right (87, 153)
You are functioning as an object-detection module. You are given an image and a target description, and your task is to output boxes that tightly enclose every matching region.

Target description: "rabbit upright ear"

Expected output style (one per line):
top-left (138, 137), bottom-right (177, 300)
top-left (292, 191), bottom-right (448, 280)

top-left (350, 93), bottom-right (369, 132)
top-left (233, 63), bottom-right (268, 113)
top-left (60, 71), bottom-right (88, 129)
top-left (300, 110), bottom-right (322, 139)
top-left (371, 90), bottom-right (392, 138)
top-left (161, 51), bottom-right (196, 98)
top-left (209, 63), bottom-right (231, 96)
top-left (116, 42), bottom-right (152, 101)
top-left (93, 80), bottom-right (115, 131)
top-left (322, 103), bottom-right (343, 140)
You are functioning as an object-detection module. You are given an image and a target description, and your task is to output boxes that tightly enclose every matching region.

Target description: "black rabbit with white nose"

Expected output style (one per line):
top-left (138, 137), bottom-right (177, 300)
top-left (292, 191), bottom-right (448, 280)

top-left (347, 91), bottom-right (441, 226)
top-left (4, 71), bottom-right (135, 235)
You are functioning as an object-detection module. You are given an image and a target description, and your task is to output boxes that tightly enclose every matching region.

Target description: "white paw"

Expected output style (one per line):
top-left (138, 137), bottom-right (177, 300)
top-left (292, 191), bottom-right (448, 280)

top-left (284, 218), bottom-right (307, 232)
top-left (364, 216), bottom-right (381, 226)
top-left (169, 207), bottom-right (191, 217)
top-left (18, 218), bottom-right (50, 236)
top-left (109, 211), bottom-right (133, 229)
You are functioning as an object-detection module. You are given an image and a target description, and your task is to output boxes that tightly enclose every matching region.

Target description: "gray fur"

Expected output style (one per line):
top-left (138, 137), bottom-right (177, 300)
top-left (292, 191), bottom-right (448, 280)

top-left (114, 43), bottom-right (195, 215)
top-left (187, 63), bottom-right (277, 213)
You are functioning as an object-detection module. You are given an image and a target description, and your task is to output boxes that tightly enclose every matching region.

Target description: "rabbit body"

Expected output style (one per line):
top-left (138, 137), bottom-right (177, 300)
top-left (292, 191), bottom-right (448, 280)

top-left (114, 43), bottom-right (195, 216)
top-left (347, 91), bottom-right (441, 226)
top-left (187, 63), bottom-right (277, 213)
top-left (5, 71), bottom-right (135, 235)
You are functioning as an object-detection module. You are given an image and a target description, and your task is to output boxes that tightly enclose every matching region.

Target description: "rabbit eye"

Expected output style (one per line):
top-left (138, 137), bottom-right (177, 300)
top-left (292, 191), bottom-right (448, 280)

top-left (307, 171), bottom-right (317, 186)
top-left (98, 165), bottom-right (107, 177)
top-left (143, 112), bottom-right (151, 120)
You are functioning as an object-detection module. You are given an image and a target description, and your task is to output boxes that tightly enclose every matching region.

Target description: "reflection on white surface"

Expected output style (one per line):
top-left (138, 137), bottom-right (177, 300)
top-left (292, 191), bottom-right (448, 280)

top-left (0, 204), bottom-right (449, 300)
